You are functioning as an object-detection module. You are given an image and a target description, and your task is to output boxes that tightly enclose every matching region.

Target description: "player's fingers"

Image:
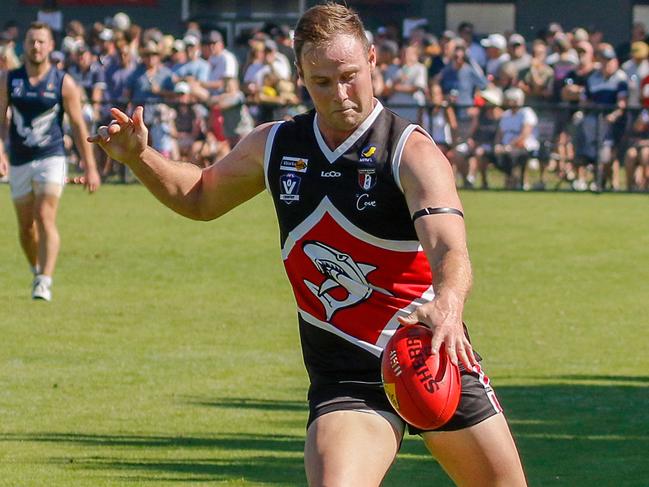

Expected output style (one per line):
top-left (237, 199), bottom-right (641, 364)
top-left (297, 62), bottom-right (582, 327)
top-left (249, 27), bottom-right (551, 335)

top-left (132, 105), bottom-right (147, 132)
top-left (445, 339), bottom-right (460, 366)
top-left (455, 340), bottom-right (472, 370)
top-left (108, 121), bottom-right (122, 135)
top-left (110, 107), bottom-right (131, 124)
top-left (463, 338), bottom-right (477, 367)
top-left (97, 125), bottom-right (110, 141)
top-left (397, 313), bottom-right (419, 326)
top-left (430, 331), bottom-right (445, 356)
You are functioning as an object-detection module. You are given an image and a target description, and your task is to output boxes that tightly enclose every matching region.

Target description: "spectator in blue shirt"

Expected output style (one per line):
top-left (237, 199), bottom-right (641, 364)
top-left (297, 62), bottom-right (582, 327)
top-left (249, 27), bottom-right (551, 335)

top-left (105, 39), bottom-right (136, 109)
top-left (125, 40), bottom-right (175, 123)
top-left (578, 43), bottom-right (628, 190)
top-left (438, 40), bottom-right (488, 119)
top-left (457, 22), bottom-right (486, 69)
top-left (67, 43), bottom-right (106, 128)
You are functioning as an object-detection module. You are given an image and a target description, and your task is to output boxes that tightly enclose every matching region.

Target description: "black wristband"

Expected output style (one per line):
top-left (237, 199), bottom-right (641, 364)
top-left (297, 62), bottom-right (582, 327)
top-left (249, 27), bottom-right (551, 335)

top-left (412, 207), bottom-right (464, 222)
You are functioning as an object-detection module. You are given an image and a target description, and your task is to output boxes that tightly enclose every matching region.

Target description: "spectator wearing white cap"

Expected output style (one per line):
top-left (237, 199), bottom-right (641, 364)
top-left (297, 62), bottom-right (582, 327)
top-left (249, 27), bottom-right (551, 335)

top-left (174, 34), bottom-right (210, 83)
top-left (494, 87), bottom-right (539, 189)
top-left (201, 30), bottom-right (239, 95)
top-left (97, 28), bottom-right (117, 69)
top-left (172, 81), bottom-right (211, 164)
top-left (481, 33), bottom-right (509, 79)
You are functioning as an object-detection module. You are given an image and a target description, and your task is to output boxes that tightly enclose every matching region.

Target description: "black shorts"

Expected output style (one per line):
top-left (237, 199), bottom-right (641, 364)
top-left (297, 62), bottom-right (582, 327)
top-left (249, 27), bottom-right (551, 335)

top-left (307, 363), bottom-right (503, 435)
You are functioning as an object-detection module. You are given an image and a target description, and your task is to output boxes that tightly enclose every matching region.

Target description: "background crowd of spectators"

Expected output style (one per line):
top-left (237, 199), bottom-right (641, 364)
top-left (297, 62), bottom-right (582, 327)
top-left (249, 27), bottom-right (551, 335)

top-left (1, 12), bottom-right (648, 192)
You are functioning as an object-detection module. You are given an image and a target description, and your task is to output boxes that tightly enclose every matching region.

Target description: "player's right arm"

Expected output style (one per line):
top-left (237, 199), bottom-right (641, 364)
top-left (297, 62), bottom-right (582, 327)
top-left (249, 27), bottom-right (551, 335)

top-left (90, 106), bottom-right (269, 220)
top-left (0, 71), bottom-right (9, 177)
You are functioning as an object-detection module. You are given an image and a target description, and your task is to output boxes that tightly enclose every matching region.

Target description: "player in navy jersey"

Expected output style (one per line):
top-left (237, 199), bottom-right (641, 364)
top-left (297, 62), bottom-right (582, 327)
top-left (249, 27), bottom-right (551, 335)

top-left (91, 4), bottom-right (526, 485)
top-left (0, 22), bottom-right (100, 301)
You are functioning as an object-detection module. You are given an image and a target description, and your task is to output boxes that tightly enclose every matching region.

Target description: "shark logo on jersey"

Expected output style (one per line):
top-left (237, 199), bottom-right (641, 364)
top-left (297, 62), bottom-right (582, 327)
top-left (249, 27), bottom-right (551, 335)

top-left (12, 104), bottom-right (59, 148)
top-left (302, 241), bottom-right (393, 320)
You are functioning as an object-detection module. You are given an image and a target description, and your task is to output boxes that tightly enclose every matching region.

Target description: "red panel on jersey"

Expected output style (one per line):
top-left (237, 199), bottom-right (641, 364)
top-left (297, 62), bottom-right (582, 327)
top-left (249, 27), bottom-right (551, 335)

top-left (283, 208), bottom-right (432, 347)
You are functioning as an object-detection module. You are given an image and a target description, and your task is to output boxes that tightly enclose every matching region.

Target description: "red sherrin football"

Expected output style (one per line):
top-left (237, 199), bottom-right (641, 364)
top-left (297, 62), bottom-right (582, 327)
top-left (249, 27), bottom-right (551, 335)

top-left (381, 324), bottom-right (462, 430)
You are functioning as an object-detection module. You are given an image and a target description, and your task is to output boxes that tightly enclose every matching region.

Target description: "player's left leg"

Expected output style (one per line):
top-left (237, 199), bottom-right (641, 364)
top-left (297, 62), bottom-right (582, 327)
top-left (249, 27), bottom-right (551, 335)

top-left (304, 410), bottom-right (403, 487)
top-left (422, 414), bottom-right (527, 487)
top-left (13, 193), bottom-right (39, 271)
top-left (33, 188), bottom-right (61, 278)
top-left (32, 156), bottom-right (66, 279)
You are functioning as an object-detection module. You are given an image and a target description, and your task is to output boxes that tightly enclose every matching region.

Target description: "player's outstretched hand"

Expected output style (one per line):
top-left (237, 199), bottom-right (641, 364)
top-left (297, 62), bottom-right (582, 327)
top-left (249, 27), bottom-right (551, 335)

top-left (88, 106), bottom-right (148, 167)
top-left (397, 299), bottom-right (477, 372)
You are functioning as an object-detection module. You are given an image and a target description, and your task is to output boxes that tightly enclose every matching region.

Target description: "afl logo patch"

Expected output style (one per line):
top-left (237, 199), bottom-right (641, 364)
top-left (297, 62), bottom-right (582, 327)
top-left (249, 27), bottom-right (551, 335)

top-left (280, 173), bottom-right (301, 204)
top-left (280, 156), bottom-right (309, 173)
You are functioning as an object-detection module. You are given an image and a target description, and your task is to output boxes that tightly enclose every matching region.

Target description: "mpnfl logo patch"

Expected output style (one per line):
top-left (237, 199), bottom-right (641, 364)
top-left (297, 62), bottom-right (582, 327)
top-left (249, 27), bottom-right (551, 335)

top-left (359, 145), bottom-right (377, 163)
top-left (279, 173), bottom-right (301, 204)
top-left (280, 156), bottom-right (309, 173)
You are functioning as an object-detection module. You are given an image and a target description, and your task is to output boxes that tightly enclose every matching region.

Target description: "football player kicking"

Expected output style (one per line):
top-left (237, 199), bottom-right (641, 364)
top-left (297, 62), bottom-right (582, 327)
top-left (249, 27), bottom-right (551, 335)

top-left (90, 4), bottom-right (526, 486)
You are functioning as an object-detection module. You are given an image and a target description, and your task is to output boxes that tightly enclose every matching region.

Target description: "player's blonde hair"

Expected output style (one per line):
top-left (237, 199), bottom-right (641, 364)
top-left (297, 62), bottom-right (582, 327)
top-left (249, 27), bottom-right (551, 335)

top-left (293, 2), bottom-right (369, 67)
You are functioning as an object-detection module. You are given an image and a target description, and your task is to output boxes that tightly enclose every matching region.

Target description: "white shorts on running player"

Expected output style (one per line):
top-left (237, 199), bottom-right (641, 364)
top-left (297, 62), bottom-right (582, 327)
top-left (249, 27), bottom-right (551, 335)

top-left (9, 155), bottom-right (67, 200)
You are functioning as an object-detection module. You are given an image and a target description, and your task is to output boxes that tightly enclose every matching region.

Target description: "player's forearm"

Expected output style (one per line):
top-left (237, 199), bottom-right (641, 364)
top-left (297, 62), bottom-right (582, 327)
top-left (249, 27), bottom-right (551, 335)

top-left (130, 146), bottom-right (206, 220)
top-left (432, 247), bottom-right (473, 306)
top-left (70, 121), bottom-right (98, 171)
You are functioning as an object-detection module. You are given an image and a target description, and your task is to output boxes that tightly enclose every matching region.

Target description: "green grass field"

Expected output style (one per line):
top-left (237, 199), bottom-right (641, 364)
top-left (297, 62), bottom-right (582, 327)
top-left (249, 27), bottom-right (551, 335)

top-left (1, 184), bottom-right (648, 486)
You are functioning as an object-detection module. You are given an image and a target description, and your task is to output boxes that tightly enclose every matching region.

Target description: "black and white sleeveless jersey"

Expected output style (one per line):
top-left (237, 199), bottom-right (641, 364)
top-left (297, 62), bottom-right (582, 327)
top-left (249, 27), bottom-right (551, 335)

top-left (265, 101), bottom-right (435, 387)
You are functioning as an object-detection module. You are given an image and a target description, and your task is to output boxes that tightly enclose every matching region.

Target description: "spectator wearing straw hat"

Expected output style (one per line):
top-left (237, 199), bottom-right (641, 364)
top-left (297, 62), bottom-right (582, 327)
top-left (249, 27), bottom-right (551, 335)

top-left (125, 40), bottom-right (175, 124)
